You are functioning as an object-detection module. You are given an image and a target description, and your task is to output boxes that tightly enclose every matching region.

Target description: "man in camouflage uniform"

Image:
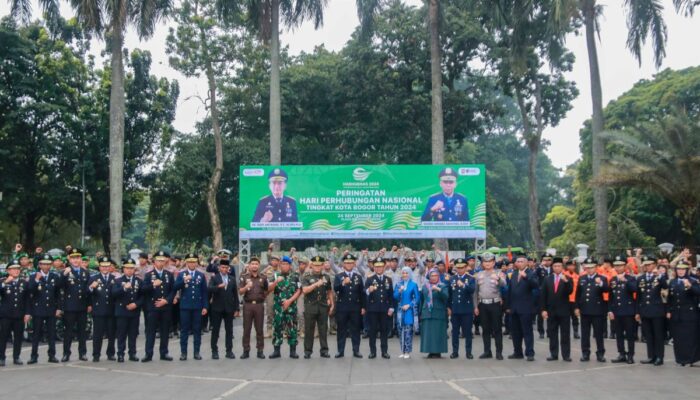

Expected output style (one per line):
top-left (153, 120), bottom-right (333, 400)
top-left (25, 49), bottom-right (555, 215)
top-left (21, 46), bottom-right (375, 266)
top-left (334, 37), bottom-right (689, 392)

top-left (296, 257), bottom-right (308, 338)
top-left (263, 249), bottom-right (280, 338)
top-left (268, 256), bottom-right (301, 359)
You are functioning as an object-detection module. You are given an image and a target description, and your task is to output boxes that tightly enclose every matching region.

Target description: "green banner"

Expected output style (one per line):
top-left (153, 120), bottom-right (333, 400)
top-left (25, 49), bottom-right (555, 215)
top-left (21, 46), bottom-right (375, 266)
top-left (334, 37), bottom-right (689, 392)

top-left (239, 164), bottom-right (486, 239)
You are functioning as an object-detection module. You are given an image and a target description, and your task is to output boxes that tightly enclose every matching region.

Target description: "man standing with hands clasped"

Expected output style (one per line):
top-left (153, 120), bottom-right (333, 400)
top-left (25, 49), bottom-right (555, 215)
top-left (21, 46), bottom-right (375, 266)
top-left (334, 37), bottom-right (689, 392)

top-left (208, 259), bottom-right (240, 360)
top-left (540, 257), bottom-right (573, 362)
top-left (302, 256), bottom-right (334, 359)
top-left (173, 253), bottom-right (208, 361)
top-left (239, 257), bottom-right (268, 359)
top-left (474, 252), bottom-right (507, 360)
top-left (268, 256), bottom-right (302, 359)
top-left (365, 257), bottom-right (394, 359)
top-left (141, 250), bottom-right (176, 362)
top-left (576, 258), bottom-right (609, 362)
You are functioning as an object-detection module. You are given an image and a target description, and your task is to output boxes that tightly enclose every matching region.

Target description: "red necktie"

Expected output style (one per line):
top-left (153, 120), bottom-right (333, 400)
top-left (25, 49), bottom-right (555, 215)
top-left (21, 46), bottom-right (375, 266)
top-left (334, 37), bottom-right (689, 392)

top-left (554, 275), bottom-right (560, 293)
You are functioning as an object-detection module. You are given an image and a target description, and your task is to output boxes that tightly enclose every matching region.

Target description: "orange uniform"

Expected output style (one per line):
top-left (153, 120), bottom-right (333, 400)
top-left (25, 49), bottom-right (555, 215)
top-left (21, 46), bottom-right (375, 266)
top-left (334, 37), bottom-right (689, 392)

top-left (596, 266), bottom-right (617, 302)
top-left (564, 271), bottom-right (579, 303)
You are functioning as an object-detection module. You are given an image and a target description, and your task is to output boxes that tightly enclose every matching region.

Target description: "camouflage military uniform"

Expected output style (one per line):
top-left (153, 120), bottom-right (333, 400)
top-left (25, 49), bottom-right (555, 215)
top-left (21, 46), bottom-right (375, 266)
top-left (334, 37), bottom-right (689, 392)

top-left (272, 271), bottom-right (301, 346)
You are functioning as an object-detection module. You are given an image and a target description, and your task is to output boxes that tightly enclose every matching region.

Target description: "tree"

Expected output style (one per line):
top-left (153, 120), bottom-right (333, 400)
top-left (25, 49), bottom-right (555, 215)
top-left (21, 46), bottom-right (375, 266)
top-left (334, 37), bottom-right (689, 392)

top-left (167, 0), bottom-right (245, 250)
top-left (483, 0), bottom-right (578, 252)
top-left (596, 111), bottom-right (700, 247)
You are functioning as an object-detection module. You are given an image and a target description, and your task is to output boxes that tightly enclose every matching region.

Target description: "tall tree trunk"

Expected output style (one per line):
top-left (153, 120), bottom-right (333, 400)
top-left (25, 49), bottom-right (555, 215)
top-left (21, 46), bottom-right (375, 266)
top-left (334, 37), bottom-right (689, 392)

top-left (23, 211), bottom-right (36, 254)
top-left (269, 0), bottom-right (281, 166)
top-left (109, 28), bottom-right (125, 261)
top-left (583, 0), bottom-right (609, 258)
top-left (429, 0), bottom-right (447, 251)
top-left (204, 47), bottom-right (224, 251)
top-left (516, 88), bottom-right (545, 252)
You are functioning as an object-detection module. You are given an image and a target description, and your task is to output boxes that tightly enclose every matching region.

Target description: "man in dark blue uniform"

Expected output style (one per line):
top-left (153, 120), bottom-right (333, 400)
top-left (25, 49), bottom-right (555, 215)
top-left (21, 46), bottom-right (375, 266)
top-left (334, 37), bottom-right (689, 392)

top-left (333, 253), bottom-right (366, 359)
top-left (253, 168), bottom-right (298, 223)
top-left (506, 254), bottom-right (540, 361)
top-left (608, 255), bottom-right (637, 364)
top-left (60, 248), bottom-right (90, 362)
top-left (535, 253), bottom-right (554, 339)
top-left (0, 260), bottom-right (30, 366)
top-left (448, 258), bottom-right (476, 359)
top-left (575, 259), bottom-right (609, 362)
top-left (112, 259), bottom-right (143, 362)
top-left (141, 250), bottom-right (176, 362)
top-left (365, 257), bottom-right (394, 359)
top-left (88, 257), bottom-right (117, 362)
top-left (636, 255), bottom-right (668, 366)
top-left (28, 254), bottom-right (60, 364)
top-left (174, 253), bottom-right (208, 360)
top-left (421, 167), bottom-right (469, 222)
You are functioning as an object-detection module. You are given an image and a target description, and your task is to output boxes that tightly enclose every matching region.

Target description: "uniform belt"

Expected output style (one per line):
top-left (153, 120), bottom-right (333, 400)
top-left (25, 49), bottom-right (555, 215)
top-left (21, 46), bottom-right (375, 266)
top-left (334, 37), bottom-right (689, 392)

top-left (480, 298), bottom-right (500, 305)
top-left (244, 300), bottom-right (263, 304)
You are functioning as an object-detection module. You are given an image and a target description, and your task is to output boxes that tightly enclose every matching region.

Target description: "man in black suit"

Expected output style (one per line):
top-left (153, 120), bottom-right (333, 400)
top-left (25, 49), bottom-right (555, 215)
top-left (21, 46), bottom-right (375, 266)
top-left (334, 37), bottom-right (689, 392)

top-left (506, 254), bottom-right (540, 361)
top-left (208, 259), bottom-right (240, 359)
top-left (540, 257), bottom-right (573, 362)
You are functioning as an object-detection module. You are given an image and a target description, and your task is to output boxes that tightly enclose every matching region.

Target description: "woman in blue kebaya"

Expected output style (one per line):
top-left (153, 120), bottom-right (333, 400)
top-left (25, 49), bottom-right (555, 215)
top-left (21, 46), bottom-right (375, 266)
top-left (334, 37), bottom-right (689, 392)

top-left (394, 267), bottom-right (420, 358)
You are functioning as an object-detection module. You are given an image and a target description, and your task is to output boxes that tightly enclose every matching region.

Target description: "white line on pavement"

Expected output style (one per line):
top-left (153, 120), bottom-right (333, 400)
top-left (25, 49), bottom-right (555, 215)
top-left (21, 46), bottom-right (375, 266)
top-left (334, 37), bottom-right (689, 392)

top-left (446, 380), bottom-right (481, 400)
top-left (211, 381), bottom-right (251, 400)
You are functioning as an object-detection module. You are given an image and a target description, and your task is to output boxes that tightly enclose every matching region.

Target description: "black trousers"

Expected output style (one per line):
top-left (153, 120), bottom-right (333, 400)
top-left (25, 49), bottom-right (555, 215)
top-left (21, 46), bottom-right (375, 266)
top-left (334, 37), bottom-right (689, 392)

top-left (336, 310), bottom-right (362, 354)
top-left (450, 313), bottom-right (473, 354)
top-left (116, 316), bottom-right (139, 357)
top-left (367, 311), bottom-right (389, 355)
top-left (210, 310), bottom-right (234, 353)
top-left (479, 302), bottom-right (503, 354)
top-left (569, 303), bottom-right (579, 329)
top-left (580, 314), bottom-right (605, 356)
top-left (31, 316), bottom-right (56, 358)
top-left (614, 315), bottom-right (635, 356)
top-left (511, 313), bottom-right (534, 357)
top-left (536, 313), bottom-right (546, 335)
top-left (92, 315), bottom-right (116, 357)
top-left (547, 315), bottom-right (571, 358)
top-left (641, 317), bottom-right (665, 360)
top-left (63, 311), bottom-right (87, 356)
top-left (145, 310), bottom-right (171, 357)
top-left (0, 318), bottom-right (24, 360)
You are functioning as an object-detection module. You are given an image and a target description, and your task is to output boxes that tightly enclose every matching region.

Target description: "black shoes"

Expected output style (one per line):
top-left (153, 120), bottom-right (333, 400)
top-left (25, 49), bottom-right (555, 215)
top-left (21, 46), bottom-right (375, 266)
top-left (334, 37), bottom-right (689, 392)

top-left (611, 354), bottom-right (627, 363)
top-left (257, 351), bottom-right (266, 359)
top-left (507, 354), bottom-right (524, 360)
top-left (353, 352), bottom-right (363, 359)
top-left (580, 355), bottom-right (590, 362)
top-left (48, 357), bottom-right (59, 363)
top-left (546, 356), bottom-right (558, 361)
top-left (180, 354), bottom-right (187, 361)
top-left (212, 352), bottom-right (219, 360)
top-left (368, 353), bottom-right (377, 359)
top-left (226, 352), bottom-right (236, 359)
top-left (495, 353), bottom-right (504, 360)
top-left (161, 355), bottom-right (173, 361)
top-left (303, 352), bottom-right (311, 359)
top-left (141, 356), bottom-right (153, 362)
top-left (92, 356), bottom-right (100, 362)
top-left (466, 353), bottom-right (473, 359)
top-left (241, 351), bottom-right (250, 359)
top-left (13, 359), bottom-right (23, 365)
top-left (290, 347), bottom-right (299, 359)
top-left (61, 355), bottom-right (70, 362)
top-left (526, 356), bottom-right (535, 362)
top-left (334, 352), bottom-right (344, 359)
top-left (28, 357), bottom-right (38, 365)
top-left (129, 356), bottom-right (140, 362)
top-left (640, 358), bottom-right (654, 364)
top-left (653, 358), bottom-right (663, 366)
top-left (79, 354), bottom-right (88, 361)
top-left (478, 352), bottom-right (492, 359)
top-left (450, 353), bottom-right (459, 359)
top-left (563, 357), bottom-right (572, 362)
top-left (381, 353), bottom-right (390, 359)
top-left (269, 346), bottom-right (281, 359)
top-left (107, 355), bottom-right (117, 361)
top-left (194, 353), bottom-right (202, 360)
top-left (117, 356), bottom-right (125, 363)
top-left (596, 354), bottom-right (606, 363)
top-left (320, 352), bottom-right (330, 358)
top-left (627, 356), bottom-right (634, 364)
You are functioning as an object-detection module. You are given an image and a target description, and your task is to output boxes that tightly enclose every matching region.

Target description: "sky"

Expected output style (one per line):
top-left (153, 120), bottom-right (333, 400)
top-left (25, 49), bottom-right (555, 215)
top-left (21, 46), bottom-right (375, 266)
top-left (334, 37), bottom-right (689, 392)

top-left (2, 0), bottom-right (699, 170)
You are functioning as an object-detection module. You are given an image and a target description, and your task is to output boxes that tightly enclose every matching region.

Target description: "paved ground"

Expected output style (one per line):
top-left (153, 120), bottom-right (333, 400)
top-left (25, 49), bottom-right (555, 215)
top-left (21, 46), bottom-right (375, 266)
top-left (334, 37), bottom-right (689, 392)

top-left (2, 322), bottom-right (699, 400)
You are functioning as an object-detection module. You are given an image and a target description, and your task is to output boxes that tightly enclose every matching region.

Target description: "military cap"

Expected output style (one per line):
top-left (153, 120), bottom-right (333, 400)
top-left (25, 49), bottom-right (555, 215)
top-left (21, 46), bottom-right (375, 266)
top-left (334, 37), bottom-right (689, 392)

top-left (551, 257), bottom-right (564, 264)
top-left (341, 253), bottom-right (357, 262)
top-left (17, 252), bottom-right (29, 259)
top-left (268, 168), bottom-right (288, 182)
top-left (582, 258), bottom-right (597, 268)
top-left (39, 254), bottom-right (53, 264)
top-left (466, 255), bottom-right (475, 261)
top-left (217, 249), bottom-right (233, 257)
top-left (310, 256), bottom-right (326, 265)
top-left (98, 256), bottom-right (112, 267)
top-left (281, 256), bottom-right (293, 264)
top-left (219, 259), bottom-right (231, 266)
top-left (52, 255), bottom-right (63, 262)
top-left (122, 258), bottom-right (137, 268)
top-left (270, 254), bottom-right (280, 261)
top-left (541, 253), bottom-right (553, 261)
top-left (612, 255), bottom-right (627, 266)
top-left (454, 258), bottom-right (467, 267)
top-left (154, 250), bottom-right (169, 261)
top-left (81, 255), bottom-right (89, 261)
top-left (372, 257), bottom-right (386, 267)
top-left (184, 253), bottom-right (198, 263)
top-left (438, 167), bottom-right (458, 182)
top-left (641, 255), bottom-right (657, 265)
top-left (676, 259), bottom-right (691, 269)
top-left (68, 248), bottom-right (82, 258)
top-left (480, 252), bottom-right (495, 262)
top-left (6, 259), bottom-right (20, 269)
top-left (405, 256), bottom-right (416, 262)
top-left (249, 256), bottom-right (261, 263)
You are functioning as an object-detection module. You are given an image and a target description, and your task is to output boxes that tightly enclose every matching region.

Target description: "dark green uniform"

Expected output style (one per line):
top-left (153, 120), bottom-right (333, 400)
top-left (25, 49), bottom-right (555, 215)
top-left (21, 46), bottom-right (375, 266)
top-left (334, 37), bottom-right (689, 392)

top-left (302, 272), bottom-right (332, 356)
top-left (272, 272), bottom-right (301, 346)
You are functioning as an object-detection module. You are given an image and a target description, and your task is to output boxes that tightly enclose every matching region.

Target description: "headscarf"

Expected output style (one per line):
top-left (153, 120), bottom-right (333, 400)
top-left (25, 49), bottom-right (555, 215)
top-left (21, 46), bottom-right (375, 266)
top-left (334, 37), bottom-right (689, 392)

top-left (401, 266), bottom-right (412, 282)
top-left (425, 268), bottom-right (440, 310)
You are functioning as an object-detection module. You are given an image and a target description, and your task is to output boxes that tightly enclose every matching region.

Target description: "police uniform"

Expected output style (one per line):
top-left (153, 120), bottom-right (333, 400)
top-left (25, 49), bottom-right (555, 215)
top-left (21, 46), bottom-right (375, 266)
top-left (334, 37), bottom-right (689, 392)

top-left (667, 260), bottom-right (700, 366)
top-left (0, 260), bottom-right (29, 366)
top-left (60, 248), bottom-right (90, 362)
top-left (239, 258), bottom-right (269, 358)
top-left (365, 257), bottom-right (394, 358)
top-left (636, 256), bottom-right (668, 365)
top-left (173, 254), bottom-right (208, 360)
top-left (333, 254), bottom-right (365, 358)
top-left (302, 256), bottom-right (333, 358)
top-left (269, 256), bottom-right (301, 358)
top-left (142, 251), bottom-right (176, 361)
top-left (608, 256), bottom-right (638, 364)
top-left (576, 266), bottom-right (609, 361)
top-left (252, 168), bottom-right (298, 222)
top-left (27, 255), bottom-right (60, 364)
top-left (208, 259), bottom-right (240, 359)
top-left (448, 259), bottom-right (477, 358)
top-left (88, 257), bottom-right (117, 361)
top-left (112, 259), bottom-right (143, 362)
top-left (421, 167), bottom-right (469, 221)
top-left (475, 253), bottom-right (507, 359)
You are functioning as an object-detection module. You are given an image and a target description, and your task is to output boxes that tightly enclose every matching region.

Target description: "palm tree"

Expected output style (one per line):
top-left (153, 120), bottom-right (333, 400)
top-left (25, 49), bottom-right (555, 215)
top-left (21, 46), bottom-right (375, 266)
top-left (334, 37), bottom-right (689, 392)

top-left (236, 0), bottom-right (327, 165)
top-left (596, 111), bottom-right (700, 248)
top-left (9, 0), bottom-right (170, 261)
